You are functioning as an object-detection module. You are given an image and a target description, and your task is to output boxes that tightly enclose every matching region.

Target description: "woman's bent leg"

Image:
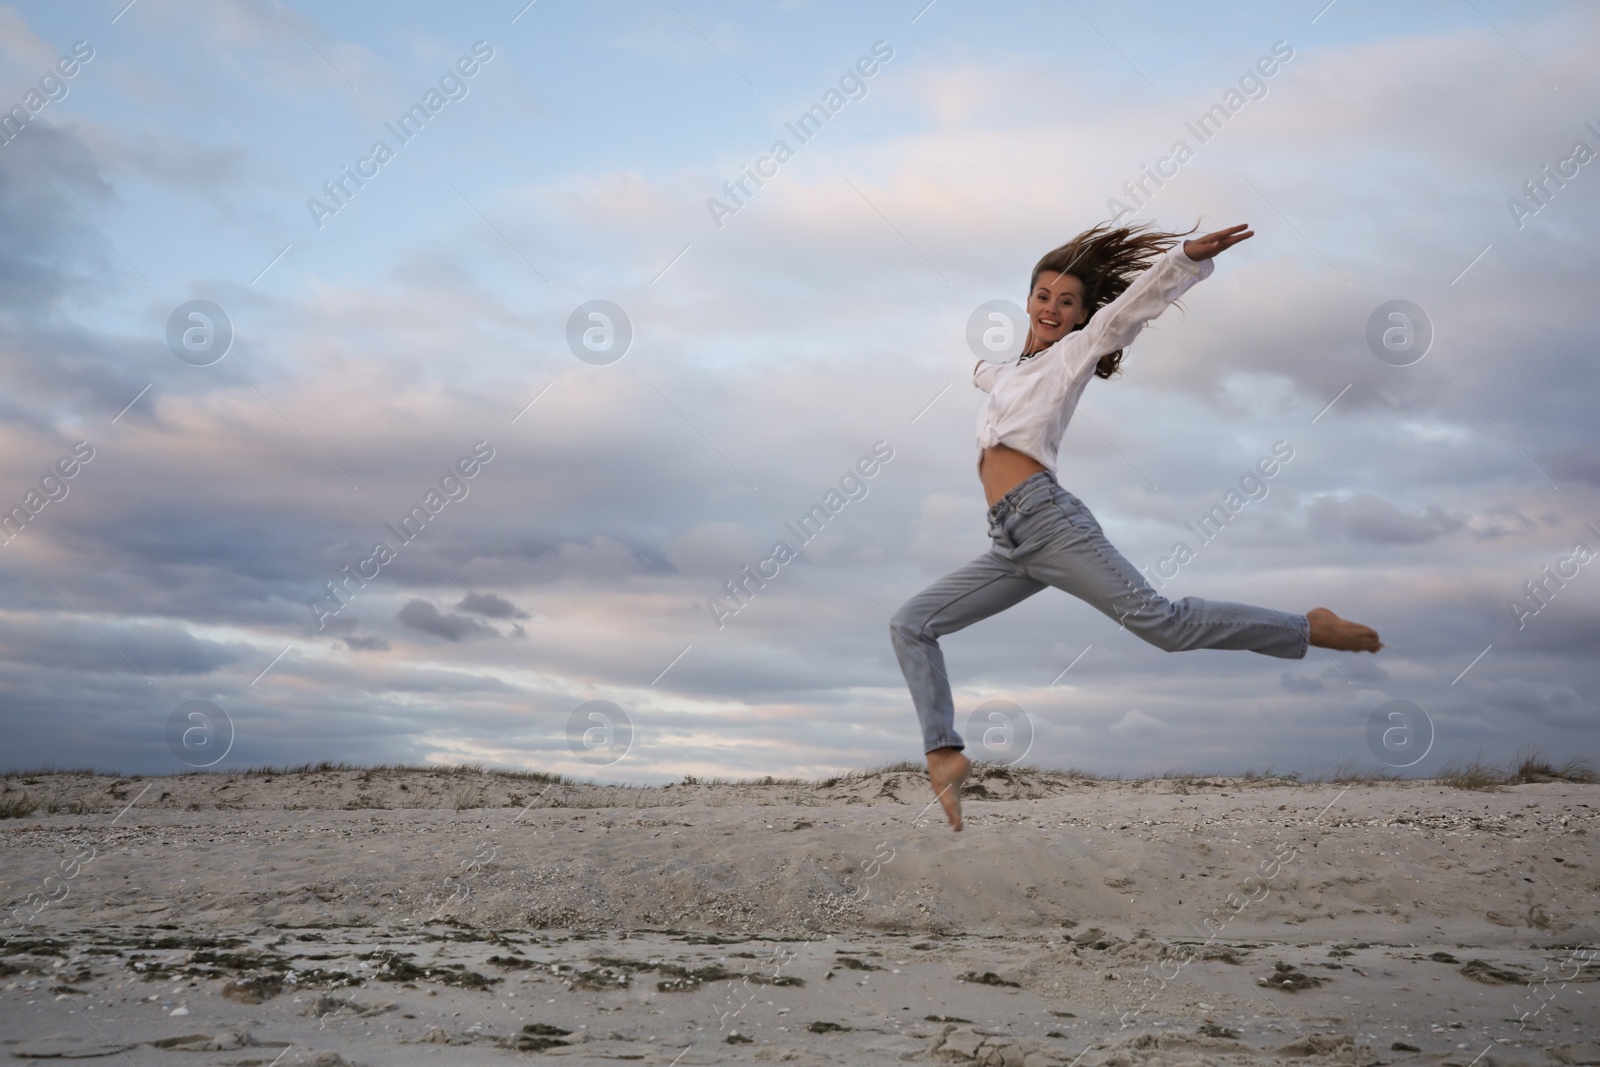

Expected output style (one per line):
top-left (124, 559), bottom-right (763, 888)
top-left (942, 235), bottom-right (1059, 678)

top-left (1023, 492), bottom-right (1309, 659)
top-left (890, 555), bottom-right (1044, 753)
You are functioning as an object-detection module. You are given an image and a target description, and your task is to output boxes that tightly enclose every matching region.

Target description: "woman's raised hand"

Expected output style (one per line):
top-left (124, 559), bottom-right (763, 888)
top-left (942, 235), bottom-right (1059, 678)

top-left (1182, 224), bottom-right (1254, 262)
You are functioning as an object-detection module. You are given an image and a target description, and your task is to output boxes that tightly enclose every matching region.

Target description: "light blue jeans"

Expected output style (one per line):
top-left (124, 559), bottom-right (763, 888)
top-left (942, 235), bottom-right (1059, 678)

top-left (890, 471), bottom-right (1309, 753)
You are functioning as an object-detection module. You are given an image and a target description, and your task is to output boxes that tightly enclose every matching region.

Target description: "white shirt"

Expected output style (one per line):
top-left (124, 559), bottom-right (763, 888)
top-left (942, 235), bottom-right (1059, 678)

top-left (973, 242), bottom-right (1212, 476)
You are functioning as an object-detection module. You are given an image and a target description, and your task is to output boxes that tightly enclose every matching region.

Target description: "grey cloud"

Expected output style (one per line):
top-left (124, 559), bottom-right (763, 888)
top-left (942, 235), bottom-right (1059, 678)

top-left (1302, 662), bottom-right (1386, 692)
top-left (73, 125), bottom-right (255, 196)
top-left (455, 592), bottom-right (530, 619)
top-left (0, 616), bottom-right (241, 678)
top-left (663, 521), bottom-right (760, 576)
top-left (396, 600), bottom-right (491, 642)
top-left (1466, 505), bottom-right (1542, 541)
top-left (1545, 442), bottom-right (1600, 488)
top-left (342, 634), bottom-right (390, 652)
top-left (1336, 659), bottom-right (1391, 687)
top-left (1281, 673), bottom-right (1323, 693)
top-left (1306, 493), bottom-right (1466, 545)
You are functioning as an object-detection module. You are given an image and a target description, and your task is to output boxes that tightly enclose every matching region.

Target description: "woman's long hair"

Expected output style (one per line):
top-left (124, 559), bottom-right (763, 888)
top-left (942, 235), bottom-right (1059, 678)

top-left (1030, 219), bottom-right (1199, 379)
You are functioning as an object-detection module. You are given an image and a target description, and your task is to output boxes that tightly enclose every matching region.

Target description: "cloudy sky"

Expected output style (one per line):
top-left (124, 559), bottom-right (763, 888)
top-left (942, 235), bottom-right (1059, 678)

top-left (1, 0), bottom-right (1595, 783)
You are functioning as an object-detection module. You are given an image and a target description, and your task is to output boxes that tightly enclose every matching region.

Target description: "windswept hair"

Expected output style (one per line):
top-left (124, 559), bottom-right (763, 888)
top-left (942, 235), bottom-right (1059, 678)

top-left (1030, 219), bottom-right (1199, 379)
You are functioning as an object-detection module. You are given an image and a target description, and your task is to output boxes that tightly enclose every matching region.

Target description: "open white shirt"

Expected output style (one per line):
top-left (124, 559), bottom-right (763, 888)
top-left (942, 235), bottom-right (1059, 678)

top-left (973, 243), bottom-right (1212, 477)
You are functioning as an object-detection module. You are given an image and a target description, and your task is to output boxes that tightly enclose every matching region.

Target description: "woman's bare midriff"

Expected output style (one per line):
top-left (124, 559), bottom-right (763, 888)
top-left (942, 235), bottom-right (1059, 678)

top-left (979, 443), bottom-right (1048, 507)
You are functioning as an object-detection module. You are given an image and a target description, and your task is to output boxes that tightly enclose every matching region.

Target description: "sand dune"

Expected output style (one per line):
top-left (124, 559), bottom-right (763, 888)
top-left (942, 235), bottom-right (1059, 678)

top-left (1, 765), bottom-right (1596, 1065)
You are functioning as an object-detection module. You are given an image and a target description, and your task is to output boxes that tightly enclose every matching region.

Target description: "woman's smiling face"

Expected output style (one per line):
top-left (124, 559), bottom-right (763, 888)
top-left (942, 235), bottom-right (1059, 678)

top-left (1026, 270), bottom-right (1089, 352)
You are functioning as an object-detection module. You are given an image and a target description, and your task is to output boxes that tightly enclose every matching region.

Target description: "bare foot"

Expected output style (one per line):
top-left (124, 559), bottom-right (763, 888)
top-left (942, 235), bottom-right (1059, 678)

top-left (1307, 607), bottom-right (1382, 652)
top-left (926, 747), bottom-right (970, 832)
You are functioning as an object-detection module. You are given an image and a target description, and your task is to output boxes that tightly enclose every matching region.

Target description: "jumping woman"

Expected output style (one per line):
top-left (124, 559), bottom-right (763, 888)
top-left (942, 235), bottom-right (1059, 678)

top-left (890, 221), bottom-right (1382, 832)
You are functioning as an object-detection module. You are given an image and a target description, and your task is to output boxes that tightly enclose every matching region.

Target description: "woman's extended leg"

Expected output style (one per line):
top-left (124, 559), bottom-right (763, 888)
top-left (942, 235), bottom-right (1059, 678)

top-left (890, 551), bottom-right (1044, 832)
top-left (1012, 487), bottom-right (1312, 658)
top-left (889, 553), bottom-right (1045, 753)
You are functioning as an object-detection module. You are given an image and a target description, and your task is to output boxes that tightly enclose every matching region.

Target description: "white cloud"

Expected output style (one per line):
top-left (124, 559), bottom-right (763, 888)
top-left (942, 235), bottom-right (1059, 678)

top-left (1108, 709), bottom-right (1168, 736)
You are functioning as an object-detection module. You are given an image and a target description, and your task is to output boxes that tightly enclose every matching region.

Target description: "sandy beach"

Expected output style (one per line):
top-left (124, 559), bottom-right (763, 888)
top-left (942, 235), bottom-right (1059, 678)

top-left (2, 764), bottom-right (1597, 1066)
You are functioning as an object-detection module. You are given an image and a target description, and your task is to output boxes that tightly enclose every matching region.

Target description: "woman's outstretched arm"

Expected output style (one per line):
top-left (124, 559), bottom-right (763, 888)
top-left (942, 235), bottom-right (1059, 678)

top-left (1182, 223), bottom-right (1253, 262)
top-left (1047, 223), bottom-right (1253, 390)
